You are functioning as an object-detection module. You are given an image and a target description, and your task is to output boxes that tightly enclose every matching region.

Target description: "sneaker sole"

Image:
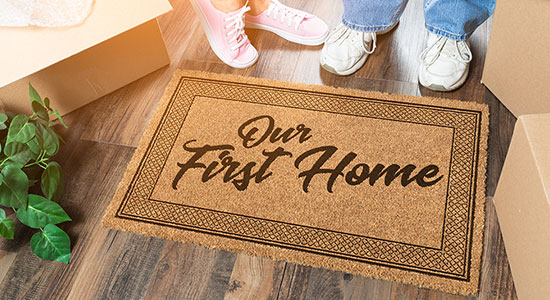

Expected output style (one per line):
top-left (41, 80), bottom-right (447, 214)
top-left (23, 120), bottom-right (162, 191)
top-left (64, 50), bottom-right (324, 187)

top-left (418, 65), bottom-right (469, 92)
top-left (320, 54), bottom-right (367, 76)
top-left (246, 22), bottom-right (328, 46)
top-left (190, 0), bottom-right (258, 68)
top-left (319, 22), bottom-right (399, 76)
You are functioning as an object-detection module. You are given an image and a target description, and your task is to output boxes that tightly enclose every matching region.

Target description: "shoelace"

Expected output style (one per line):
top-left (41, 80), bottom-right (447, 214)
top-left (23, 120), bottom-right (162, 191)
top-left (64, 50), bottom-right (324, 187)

top-left (265, 0), bottom-right (307, 30)
top-left (224, 4), bottom-right (251, 51)
top-left (331, 24), bottom-right (376, 54)
top-left (420, 35), bottom-right (472, 66)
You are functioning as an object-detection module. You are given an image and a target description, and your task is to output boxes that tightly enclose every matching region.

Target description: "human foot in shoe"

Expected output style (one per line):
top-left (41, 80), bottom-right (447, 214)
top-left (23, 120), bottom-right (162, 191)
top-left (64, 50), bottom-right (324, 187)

top-left (418, 31), bottom-right (472, 91)
top-left (191, 0), bottom-right (258, 68)
top-left (320, 22), bottom-right (396, 76)
top-left (245, 0), bottom-right (328, 46)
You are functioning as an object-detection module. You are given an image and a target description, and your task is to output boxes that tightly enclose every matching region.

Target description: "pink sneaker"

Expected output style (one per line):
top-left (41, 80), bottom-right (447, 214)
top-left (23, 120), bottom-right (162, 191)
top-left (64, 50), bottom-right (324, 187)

top-left (245, 0), bottom-right (328, 46)
top-left (190, 0), bottom-right (258, 68)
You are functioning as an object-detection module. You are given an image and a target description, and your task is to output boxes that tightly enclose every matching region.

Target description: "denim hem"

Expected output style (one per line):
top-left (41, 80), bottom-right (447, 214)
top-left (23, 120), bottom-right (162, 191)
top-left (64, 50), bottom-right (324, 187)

top-left (425, 24), bottom-right (472, 41)
top-left (342, 18), bottom-right (397, 33)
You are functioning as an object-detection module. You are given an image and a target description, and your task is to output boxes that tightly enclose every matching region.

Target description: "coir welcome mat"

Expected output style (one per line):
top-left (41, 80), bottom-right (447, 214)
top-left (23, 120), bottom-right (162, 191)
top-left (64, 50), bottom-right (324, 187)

top-left (103, 70), bottom-right (488, 295)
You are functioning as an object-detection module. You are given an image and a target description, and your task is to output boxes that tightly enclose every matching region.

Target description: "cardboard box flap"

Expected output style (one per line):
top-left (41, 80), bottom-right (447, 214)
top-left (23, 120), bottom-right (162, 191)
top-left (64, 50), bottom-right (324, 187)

top-left (494, 113), bottom-right (550, 300)
top-left (481, 0), bottom-right (550, 116)
top-left (0, 0), bottom-right (172, 88)
top-left (520, 114), bottom-right (550, 205)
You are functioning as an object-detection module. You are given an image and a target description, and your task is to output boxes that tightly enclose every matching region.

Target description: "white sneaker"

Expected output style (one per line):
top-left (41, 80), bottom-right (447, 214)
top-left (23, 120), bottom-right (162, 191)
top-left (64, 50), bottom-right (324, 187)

top-left (418, 32), bottom-right (472, 91)
top-left (320, 22), bottom-right (395, 76)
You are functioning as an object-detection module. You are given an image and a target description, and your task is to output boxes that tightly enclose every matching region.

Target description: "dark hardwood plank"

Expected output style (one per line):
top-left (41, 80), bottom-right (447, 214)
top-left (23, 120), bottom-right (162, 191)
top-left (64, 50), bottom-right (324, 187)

top-left (67, 230), bottom-right (165, 300)
top-left (223, 255), bottom-right (286, 300)
top-left (341, 275), bottom-right (393, 300)
top-left (0, 245), bottom-right (69, 300)
top-left (144, 242), bottom-right (237, 300)
top-left (0, 216), bottom-right (33, 253)
top-left (276, 263), bottom-right (311, 300)
top-left (300, 268), bottom-right (393, 300)
top-left (197, 249), bottom-right (237, 300)
top-left (0, 250), bottom-right (16, 284)
top-left (485, 90), bottom-right (516, 197)
top-left (477, 198), bottom-right (517, 300)
top-left (0, 141), bottom-right (145, 299)
top-left (303, 268), bottom-right (345, 300)
top-left (55, 141), bottom-right (165, 300)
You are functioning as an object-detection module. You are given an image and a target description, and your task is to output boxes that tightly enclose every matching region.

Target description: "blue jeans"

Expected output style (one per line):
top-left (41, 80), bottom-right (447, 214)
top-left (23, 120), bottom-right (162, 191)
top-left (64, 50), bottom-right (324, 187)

top-left (342, 0), bottom-right (496, 40)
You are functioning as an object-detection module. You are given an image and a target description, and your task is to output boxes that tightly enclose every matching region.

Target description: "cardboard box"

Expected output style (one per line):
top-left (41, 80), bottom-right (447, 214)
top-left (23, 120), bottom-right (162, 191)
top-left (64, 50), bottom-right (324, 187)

top-left (0, 0), bottom-right (173, 115)
top-left (493, 114), bottom-right (550, 300)
top-left (481, 0), bottom-right (550, 116)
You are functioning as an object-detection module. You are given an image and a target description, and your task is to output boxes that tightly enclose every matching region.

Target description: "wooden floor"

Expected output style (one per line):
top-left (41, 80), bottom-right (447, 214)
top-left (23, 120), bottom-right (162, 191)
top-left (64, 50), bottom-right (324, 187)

top-left (0, 0), bottom-right (518, 299)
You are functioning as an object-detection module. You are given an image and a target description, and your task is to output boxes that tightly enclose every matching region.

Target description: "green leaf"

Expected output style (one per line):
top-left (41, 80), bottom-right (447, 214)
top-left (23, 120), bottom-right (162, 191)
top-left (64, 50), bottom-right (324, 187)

top-left (26, 137), bottom-right (42, 160)
top-left (0, 218), bottom-right (14, 239)
top-left (15, 123), bottom-right (37, 144)
top-left (44, 97), bottom-right (52, 111)
top-left (4, 142), bottom-right (32, 165)
top-left (0, 208), bottom-right (14, 239)
top-left (0, 164), bottom-right (29, 209)
top-left (2, 161), bottom-right (23, 171)
top-left (41, 162), bottom-right (63, 201)
top-left (7, 114), bottom-right (28, 144)
top-left (7, 115), bottom-right (36, 144)
top-left (31, 101), bottom-right (49, 121)
top-left (35, 123), bottom-right (59, 156)
top-left (29, 83), bottom-right (44, 105)
top-left (0, 113), bottom-right (8, 130)
top-left (30, 224), bottom-right (71, 263)
top-left (53, 110), bottom-right (68, 128)
top-left (16, 194), bottom-right (71, 229)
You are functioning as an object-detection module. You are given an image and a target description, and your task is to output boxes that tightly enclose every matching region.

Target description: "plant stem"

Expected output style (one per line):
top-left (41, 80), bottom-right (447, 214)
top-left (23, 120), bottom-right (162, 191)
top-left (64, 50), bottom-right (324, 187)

top-left (24, 160), bottom-right (44, 168)
top-left (24, 151), bottom-right (48, 168)
top-left (38, 150), bottom-right (45, 161)
top-left (0, 157), bottom-right (10, 169)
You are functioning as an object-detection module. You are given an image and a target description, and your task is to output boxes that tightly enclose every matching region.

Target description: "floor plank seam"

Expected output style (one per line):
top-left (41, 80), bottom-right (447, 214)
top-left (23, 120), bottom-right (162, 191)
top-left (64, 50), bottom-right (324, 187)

top-left (78, 138), bottom-right (139, 149)
top-left (275, 262), bottom-right (288, 300)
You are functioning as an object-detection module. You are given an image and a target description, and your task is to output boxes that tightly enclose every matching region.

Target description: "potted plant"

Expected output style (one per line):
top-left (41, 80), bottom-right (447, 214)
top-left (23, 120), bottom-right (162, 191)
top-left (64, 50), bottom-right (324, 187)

top-left (0, 84), bottom-right (71, 263)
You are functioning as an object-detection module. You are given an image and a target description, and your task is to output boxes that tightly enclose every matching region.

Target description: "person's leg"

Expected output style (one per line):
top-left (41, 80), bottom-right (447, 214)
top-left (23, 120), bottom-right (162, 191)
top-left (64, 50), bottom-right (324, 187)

top-left (320, 0), bottom-right (407, 76)
top-left (424, 0), bottom-right (495, 41)
top-left (191, 0), bottom-right (258, 68)
top-left (248, 0), bottom-right (270, 16)
top-left (210, 0), bottom-right (245, 13)
top-left (343, 0), bottom-right (408, 33)
top-left (418, 0), bottom-right (495, 91)
top-left (245, 0), bottom-right (329, 46)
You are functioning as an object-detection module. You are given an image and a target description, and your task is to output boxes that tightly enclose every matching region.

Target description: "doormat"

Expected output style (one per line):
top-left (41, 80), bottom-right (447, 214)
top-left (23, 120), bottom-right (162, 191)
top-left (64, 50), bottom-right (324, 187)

top-left (103, 69), bottom-right (488, 295)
